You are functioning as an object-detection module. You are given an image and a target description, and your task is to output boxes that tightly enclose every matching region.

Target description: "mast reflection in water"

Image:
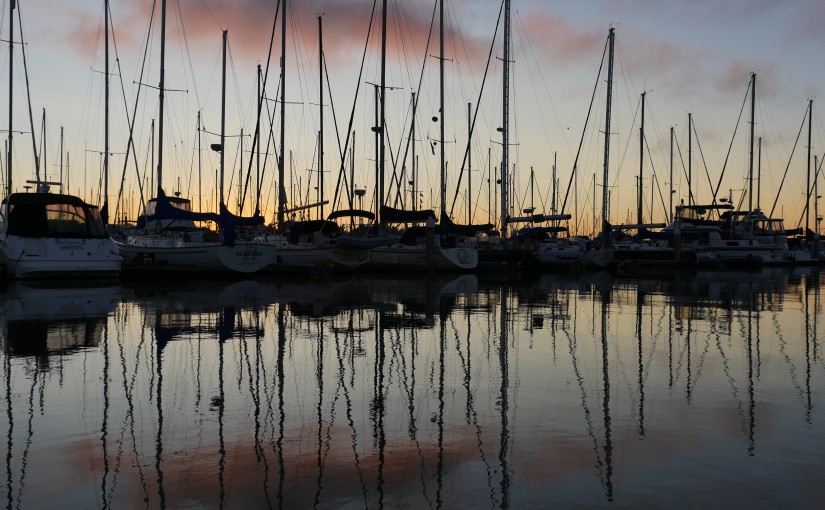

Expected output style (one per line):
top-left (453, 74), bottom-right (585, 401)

top-left (1, 270), bottom-right (823, 508)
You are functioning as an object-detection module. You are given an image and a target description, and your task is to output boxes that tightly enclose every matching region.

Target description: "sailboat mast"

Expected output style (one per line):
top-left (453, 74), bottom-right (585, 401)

top-left (552, 152), bottom-right (557, 214)
top-left (501, 0), bottom-right (511, 237)
top-left (7, 0), bottom-right (13, 196)
top-left (373, 85), bottom-right (379, 215)
top-left (757, 136), bottom-right (762, 209)
top-left (439, 0), bottom-right (446, 219)
top-left (379, 0), bottom-right (387, 224)
top-left (816, 154), bottom-right (819, 241)
top-left (412, 92), bottom-right (417, 211)
top-left (60, 126), bottom-right (64, 192)
top-left (688, 112), bottom-right (692, 206)
top-left (220, 30), bottom-right (227, 206)
top-left (277, 0), bottom-right (286, 230)
top-left (104, 0), bottom-right (109, 220)
top-left (748, 72), bottom-right (756, 212)
top-left (601, 27), bottom-right (615, 237)
top-left (638, 91), bottom-right (645, 225)
top-left (669, 126), bottom-right (673, 222)
top-left (806, 99), bottom-right (812, 234)
top-left (157, 0), bottom-right (167, 195)
top-left (467, 102), bottom-right (471, 223)
top-left (197, 111), bottom-right (202, 211)
top-left (318, 16), bottom-right (324, 220)
top-left (256, 65), bottom-right (261, 209)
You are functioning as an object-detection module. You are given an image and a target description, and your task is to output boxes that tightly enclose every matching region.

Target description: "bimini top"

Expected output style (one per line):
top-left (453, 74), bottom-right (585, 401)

top-left (2, 192), bottom-right (98, 208)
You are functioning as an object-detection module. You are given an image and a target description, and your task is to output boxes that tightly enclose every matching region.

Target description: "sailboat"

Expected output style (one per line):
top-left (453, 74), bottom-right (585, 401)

top-left (634, 74), bottom-right (790, 268)
top-left (258, 6), bottom-right (370, 275)
top-left (691, 74), bottom-right (788, 266)
top-left (513, 169), bottom-right (598, 268)
top-left (531, 26), bottom-right (616, 269)
top-left (365, 0), bottom-right (478, 271)
top-left (502, 20), bottom-right (612, 270)
top-left (0, 0), bottom-right (121, 279)
top-left (115, 4), bottom-right (274, 274)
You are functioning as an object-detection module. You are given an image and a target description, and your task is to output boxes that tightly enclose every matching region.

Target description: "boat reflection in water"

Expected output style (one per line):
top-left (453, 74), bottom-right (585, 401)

top-left (1, 282), bottom-right (120, 361)
top-left (0, 269), bottom-right (822, 508)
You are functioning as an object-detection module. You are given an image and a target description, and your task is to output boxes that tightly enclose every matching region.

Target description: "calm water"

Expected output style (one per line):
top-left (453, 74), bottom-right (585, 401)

top-left (1, 269), bottom-right (823, 509)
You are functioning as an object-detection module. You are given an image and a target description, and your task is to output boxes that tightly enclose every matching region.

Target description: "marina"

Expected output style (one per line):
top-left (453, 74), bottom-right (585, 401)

top-left (1, 0), bottom-right (825, 507)
top-left (0, 1), bottom-right (823, 280)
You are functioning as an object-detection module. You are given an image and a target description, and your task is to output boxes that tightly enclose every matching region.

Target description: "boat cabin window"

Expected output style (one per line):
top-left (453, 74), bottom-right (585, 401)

top-left (5, 202), bottom-right (106, 238)
top-left (145, 197), bottom-right (193, 216)
top-left (675, 208), bottom-right (705, 221)
top-left (752, 219), bottom-right (785, 235)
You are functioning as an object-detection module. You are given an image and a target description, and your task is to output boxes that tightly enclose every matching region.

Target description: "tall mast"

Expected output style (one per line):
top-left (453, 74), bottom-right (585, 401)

top-left (7, 0), bottom-right (14, 196)
top-left (439, 0), bottom-right (446, 218)
top-left (150, 118), bottom-right (155, 200)
top-left (318, 16), bottom-right (324, 220)
top-left (637, 91), bottom-right (645, 226)
top-left (350, 130), bottom-right (355, 211)
top-left (806, 99), bottom-right (812, 234)
top-left (60, 126), bottom-right (64, 192)
top-left (256, 65), bottom-right (262, 209)
top-left (157, 0), bottom-right (167, 195)
top-left (197, 111), bottom-right (202, 211)
top-left (104, 0), bottom-right (109, 220)
top-left (601, 27), bottom-right (615, 238)
top-left (501, 0), bottom-right (511, 236)
top-left (552, 152), bottom-right (557, 214)
top-left (805, 154), bottom-right (819, 242)
top-left (669, 126), bottom-right (673, 222)
top-left (748, 72), bottom-right (755, 212)
top-left (277, 0), bottom-right (286, 230)
top-left (467, 102), bottom-right (471, 223)
top-left (373, 85), bottom-right (379, 215)
top-left (379, 0), bottom-right (387, 224)
top-left (687, 112), bottom-right (692, 206)
top-left (757, 136), bottom-right (762, 210)
top-left (239, 128), bottom-right (243, 212)
top-left (412, 92), bottom-right (417, 211)
top-left (220, 30), bottom-right (227, 207)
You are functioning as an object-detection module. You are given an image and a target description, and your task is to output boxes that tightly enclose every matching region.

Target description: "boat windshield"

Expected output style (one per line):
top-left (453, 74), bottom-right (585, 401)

top-left (145, 197), bottom-right (192, 216)
top-left (6, 202), bottom-right (107, 238)
top-left (675, 207), bottom-right (706, 222)
top-left (752, 219), bottom-right (785, 235)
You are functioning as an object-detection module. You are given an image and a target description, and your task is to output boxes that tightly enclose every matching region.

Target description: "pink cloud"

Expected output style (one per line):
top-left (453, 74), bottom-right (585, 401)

top-left (53, 0), bottom-right (491, 73)
top-left (516, 9), bottom-right (604, 67)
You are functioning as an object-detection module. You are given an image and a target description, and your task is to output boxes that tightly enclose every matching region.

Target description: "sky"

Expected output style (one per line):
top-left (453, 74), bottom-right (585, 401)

top-left (2, 0), bottom-right (825, 233)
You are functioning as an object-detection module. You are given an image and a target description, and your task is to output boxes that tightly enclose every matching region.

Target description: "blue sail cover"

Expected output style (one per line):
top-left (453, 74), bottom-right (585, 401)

top-left (147, 190), bottom-right (264, 229)
top-left (144, 190), bottom-right (264, 246)
top-left (218, 202), bottom-right (265, 228)
top-left (637, 227), bottom-right (708, 243)
top-left (380, 205), bottom-right (436, 223)
top-left (148, 189), bottom-right (220, 224)
top-left (440, 212), bottom-right (494, 236)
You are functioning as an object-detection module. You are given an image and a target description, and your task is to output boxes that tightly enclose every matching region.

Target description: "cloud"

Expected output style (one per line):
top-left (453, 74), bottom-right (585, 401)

top-left (515, 9), bottom-right (604, 68)
top-left (714, 58), bottom-right (780, 99)
top-left (52, 0), bottom-right (492, 74)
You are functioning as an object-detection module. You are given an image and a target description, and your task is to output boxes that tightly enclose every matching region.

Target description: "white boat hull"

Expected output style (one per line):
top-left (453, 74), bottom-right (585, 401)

top-left (0, 235), bottom-right (121, 279)
top-left (116, 236), bottom-right (275, 274)
top-left (261, 235), bottom-right (370, 274)
top-left (367, 243), bottom-right (478, 271)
